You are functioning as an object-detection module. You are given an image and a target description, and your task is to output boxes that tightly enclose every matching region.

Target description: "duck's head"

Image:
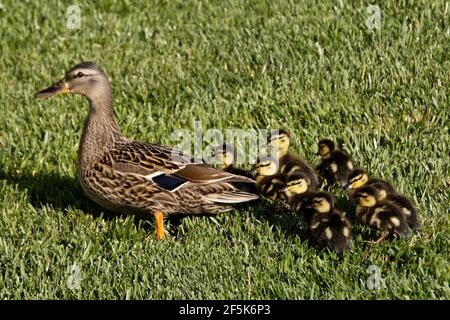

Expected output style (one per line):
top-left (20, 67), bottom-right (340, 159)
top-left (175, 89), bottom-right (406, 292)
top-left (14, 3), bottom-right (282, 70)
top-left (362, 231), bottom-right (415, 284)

top-left (214, 144), bottom-right (235, 168)
top-left (35, 61), bottom-right (110, 101)
top-left (253, 156), bottom-right (279, 176)
top-left (355, 186), bottom-right (378, 207)
top-left (303, 192), bottom-right (334, 213)
top-left (317, 139), bottom-right (335, 158)
top-left (281, 173), bottom-right (310, 197)
top-left (347, 168), bottom-right (368, 190)
top-left (268, 129), bottom-right (291, 157)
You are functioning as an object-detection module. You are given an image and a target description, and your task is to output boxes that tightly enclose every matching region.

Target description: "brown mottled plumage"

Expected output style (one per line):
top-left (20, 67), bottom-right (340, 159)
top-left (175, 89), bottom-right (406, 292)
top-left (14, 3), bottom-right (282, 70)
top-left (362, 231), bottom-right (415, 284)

top-left (35, 61), bottom-right (258, 239)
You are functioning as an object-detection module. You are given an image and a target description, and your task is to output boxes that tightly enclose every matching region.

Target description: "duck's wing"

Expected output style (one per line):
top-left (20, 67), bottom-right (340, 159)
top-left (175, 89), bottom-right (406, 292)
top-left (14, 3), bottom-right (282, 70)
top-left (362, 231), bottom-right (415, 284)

top-left (99, 141), bottom-right (256, 193)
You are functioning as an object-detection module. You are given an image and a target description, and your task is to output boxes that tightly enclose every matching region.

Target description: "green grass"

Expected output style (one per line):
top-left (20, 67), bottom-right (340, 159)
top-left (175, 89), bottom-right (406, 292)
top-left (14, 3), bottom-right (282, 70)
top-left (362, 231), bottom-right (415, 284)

top-left (0, 0), bottom-right (449, 299)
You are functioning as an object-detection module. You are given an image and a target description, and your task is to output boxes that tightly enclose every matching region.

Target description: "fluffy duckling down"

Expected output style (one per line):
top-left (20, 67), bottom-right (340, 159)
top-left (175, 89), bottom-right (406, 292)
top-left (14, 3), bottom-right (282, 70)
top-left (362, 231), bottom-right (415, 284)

top-left (315, 139), bottom-right (356, 189)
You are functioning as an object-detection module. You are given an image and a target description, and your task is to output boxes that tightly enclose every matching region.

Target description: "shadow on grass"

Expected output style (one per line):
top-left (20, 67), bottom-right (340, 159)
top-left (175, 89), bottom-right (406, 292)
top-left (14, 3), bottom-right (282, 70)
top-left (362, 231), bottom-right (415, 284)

top-left (0, 167), bottom-right (312, 241)
top-left (0, 167), bottom-right (193, 237)
top-left (0, 167), bottom-right (113, 219)
top-left (2, 166), bottom-right (368, 248)
top-left (248, 200), bottom-right (314, 244)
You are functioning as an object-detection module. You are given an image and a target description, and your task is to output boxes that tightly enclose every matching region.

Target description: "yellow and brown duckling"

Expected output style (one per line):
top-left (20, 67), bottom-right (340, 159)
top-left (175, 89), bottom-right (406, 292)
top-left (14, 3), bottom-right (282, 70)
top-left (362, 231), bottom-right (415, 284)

top-left (354, 185), bottom-right (410, 243)
top-left (253, 156), bottom-right (286, 203)
top-left (299, 192), bottom-right (352, 253)
top-left (214, 144), bottom-right (254, 178)
top-left (281, 172), bottom-right (318, 212)
top-left (268, 129), bottom-right (320, 190)
top-left (367, 185), bottom-right (420, 230)
top-left (346, 168), bottom-right (396, 197)
top-left (315, 139), bottom-right (356, 188)
top-left (281, 181), bottom-right (352, 253)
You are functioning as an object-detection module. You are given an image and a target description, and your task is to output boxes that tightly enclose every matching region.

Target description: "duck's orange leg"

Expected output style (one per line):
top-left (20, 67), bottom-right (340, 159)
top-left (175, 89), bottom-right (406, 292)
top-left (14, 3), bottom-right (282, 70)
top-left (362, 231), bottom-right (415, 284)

top-left (154, 211), bottom-right (166, 240)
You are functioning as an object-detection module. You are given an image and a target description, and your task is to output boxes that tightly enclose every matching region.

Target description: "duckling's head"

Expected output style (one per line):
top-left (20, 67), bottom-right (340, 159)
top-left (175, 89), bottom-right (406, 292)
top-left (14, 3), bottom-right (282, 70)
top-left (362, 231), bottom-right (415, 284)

top-left (214, 144), bottom-right (234, 169)
top-left (282, 173), bottom-right (310, 197)
top-left (347, 168), bottom-right (369, 190)
top-left (268, 129), bottom-right (291, 157)
top-left (304, 192), bottom-right (334, 213)
top-left (317, 139), bottom-right (336, 158)
top-left (253, 156), bottom-right (279, 176)
top-left (355, 186), bottom-right (378, 207)
top-left (35, 61), bottom-right (111, 102)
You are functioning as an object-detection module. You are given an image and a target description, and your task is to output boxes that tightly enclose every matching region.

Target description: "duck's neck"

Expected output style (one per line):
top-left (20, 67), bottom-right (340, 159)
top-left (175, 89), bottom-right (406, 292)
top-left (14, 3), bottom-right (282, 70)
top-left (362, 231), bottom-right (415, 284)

top-left (78, 89), bottom-right (123, 172)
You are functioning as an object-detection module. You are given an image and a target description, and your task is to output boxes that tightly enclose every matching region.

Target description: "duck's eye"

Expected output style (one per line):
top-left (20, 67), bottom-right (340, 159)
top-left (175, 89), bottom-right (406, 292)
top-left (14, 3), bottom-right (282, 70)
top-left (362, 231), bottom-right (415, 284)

top-left (76, 72), bottom-right (84, 78)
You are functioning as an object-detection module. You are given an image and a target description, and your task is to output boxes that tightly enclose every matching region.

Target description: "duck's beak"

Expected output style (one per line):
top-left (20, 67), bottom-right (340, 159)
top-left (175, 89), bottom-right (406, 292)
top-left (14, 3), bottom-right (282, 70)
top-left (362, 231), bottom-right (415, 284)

top-left (34, 79), bottom-right (71, 99)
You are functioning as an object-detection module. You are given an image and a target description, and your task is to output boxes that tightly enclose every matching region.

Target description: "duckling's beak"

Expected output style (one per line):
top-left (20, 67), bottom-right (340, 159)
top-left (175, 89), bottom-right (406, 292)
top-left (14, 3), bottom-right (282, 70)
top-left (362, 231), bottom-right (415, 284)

top-left (344, 184), bottom-right (352, 191)
top-left (34, 79), bottom-right (71, 99)
top-left (281, 187), bottom-right (291, 197)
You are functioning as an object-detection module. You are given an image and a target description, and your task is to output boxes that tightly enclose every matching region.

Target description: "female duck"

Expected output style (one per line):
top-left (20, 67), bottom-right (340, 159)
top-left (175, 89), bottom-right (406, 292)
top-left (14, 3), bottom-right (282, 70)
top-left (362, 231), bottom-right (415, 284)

top-left (35, 62), bottom-right (258, 239)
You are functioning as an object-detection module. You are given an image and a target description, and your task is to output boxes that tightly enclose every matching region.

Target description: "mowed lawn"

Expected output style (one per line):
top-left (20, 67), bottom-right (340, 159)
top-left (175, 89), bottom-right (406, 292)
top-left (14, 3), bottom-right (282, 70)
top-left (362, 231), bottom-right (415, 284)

top-left (0, 0), bottom-right (449, 299)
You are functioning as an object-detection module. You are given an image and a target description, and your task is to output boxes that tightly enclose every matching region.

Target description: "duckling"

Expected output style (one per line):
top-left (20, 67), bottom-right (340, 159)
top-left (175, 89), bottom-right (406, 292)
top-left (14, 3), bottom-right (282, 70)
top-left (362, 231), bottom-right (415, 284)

top-left (268, 129), bottom-right (320, 190)
top-left (253, 156), bottom-right (286, 203)
top-left (299, 192), bottom-right (352, 253)
top-left (347, 168), bottom-right (419, 230)
top-left (298, 191), bottom-right (335, 225)
top-left (354, 185), bottom-right (410, 243)
top-left (372, 188), bottom-right (420, 230)
top-left (315, 139), bottom-right (356, 188)
top-left (280, 173), bottom-right (314, 212)
top-left (214, 144), bottom-right (253, 178)
top-left (346, 168), bottom-right (396, 198)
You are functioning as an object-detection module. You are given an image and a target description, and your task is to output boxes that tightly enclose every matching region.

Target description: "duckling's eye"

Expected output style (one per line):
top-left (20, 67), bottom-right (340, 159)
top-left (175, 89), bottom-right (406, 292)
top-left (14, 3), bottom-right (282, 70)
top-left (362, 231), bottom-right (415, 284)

top-left (76, 72), bottom-right (84, 78)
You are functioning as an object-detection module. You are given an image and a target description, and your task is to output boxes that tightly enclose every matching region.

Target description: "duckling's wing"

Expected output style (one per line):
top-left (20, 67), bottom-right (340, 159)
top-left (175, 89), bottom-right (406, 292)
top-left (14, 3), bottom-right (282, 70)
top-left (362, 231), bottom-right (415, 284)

top-left (387, 194), bottom-right (420, 230)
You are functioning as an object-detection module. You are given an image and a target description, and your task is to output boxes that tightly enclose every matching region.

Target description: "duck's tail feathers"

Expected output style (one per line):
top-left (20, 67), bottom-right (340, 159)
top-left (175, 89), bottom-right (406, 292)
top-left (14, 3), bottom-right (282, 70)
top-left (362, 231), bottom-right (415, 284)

top-left (203, 190), bottom-right (259, 204)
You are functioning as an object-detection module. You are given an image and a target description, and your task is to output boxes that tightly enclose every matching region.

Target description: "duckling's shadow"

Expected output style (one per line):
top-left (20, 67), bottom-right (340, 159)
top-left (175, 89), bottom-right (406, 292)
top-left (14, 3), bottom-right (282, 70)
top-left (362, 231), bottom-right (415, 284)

top-left (250, 200), bottom-right (311, 243)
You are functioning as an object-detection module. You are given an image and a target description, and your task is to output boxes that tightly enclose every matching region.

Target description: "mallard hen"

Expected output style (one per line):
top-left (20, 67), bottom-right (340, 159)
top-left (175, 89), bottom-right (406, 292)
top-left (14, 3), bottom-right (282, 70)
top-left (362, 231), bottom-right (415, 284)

top-left (35, 61), bottom-right (258, 239)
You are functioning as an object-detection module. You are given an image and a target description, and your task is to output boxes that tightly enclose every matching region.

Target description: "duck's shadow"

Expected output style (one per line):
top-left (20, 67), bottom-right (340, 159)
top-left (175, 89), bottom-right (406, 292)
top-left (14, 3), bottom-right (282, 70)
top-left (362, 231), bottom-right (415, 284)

top-left (0, 168), bottom-right (305, 240)
top-left (0, 168), bottom-right (113, 219)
